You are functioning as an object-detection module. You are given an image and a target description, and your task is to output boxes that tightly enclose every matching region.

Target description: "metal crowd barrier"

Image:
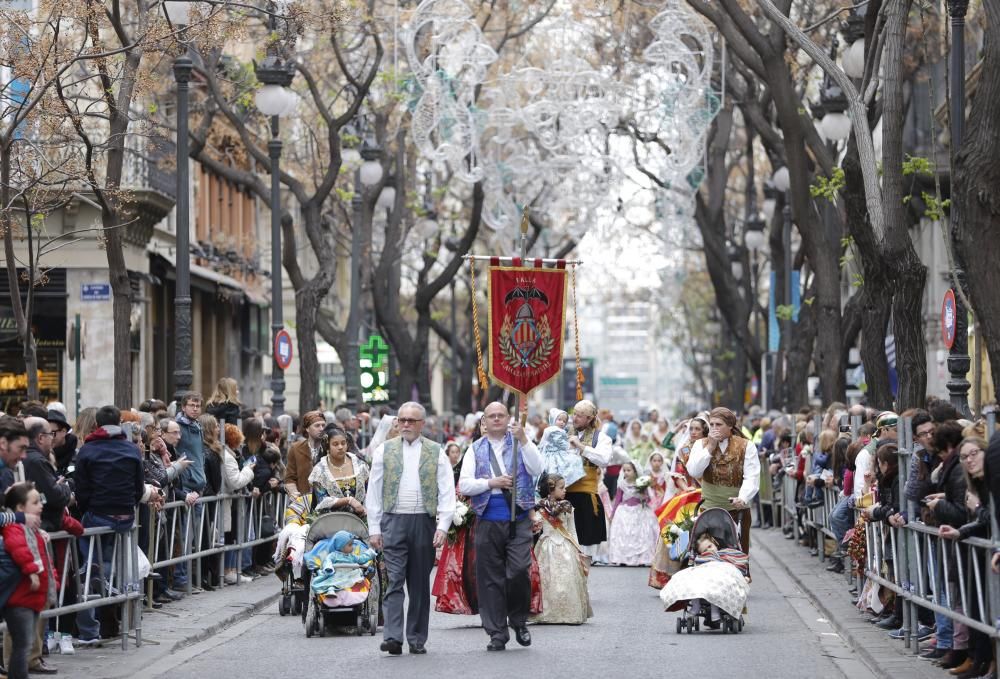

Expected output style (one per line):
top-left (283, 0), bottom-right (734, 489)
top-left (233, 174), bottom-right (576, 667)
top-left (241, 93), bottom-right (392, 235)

top-left (148, 490), bottom-right (288, 593)
top-left (0, 491), bottom-right (287, 648)
top-left (0, 525), bottom-right (143, 649)
top-left (770, 411), bottom-right (1000, 661)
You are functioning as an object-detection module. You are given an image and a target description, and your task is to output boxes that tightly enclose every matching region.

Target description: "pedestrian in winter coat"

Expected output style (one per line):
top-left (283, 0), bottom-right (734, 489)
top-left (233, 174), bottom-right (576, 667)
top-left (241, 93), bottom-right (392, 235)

top-left (20, 417), bottom-right (73, 532)
top-left (205, 377), bottom-right (242, 425)
top-left (2, 483), bottom-right (59, 679)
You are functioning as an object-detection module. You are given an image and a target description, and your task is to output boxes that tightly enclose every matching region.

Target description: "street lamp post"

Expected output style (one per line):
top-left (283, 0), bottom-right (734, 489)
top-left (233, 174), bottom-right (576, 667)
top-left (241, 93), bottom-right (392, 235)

top-left (945, 0), bottom-right (971, 416)
top-left (345, 131), bottom-right (383, 410)
top-left (729, 243), bottom-right (744, 412)
top-left (172, 56), bottom-right (194, 404)
top-left (782, 195), bottom-right (793, 410)
top-left (255, 48), bottom-right (298, 416)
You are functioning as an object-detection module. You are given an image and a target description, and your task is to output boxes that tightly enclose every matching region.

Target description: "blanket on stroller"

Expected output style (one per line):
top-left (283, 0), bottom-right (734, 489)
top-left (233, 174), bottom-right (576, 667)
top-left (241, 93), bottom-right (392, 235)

top-left (659, 560), bottom-right (749, 619)
top-left (305, 531), bottom-right (376, 603)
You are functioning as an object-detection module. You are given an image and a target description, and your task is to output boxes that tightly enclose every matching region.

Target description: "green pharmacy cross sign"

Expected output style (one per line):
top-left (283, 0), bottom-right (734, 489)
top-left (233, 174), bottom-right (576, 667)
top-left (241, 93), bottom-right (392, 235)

top-left (360, 334), bottom-right (390, 404)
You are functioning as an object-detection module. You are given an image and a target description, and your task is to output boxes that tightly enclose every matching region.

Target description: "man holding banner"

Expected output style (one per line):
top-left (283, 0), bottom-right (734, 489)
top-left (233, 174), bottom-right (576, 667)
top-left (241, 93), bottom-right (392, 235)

top-left (459, 402), bottom-right (543, 651)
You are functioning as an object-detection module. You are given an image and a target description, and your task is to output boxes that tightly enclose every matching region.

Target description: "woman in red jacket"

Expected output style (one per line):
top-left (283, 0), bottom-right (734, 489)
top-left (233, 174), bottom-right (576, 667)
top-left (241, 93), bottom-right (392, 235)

top-left (2, 482), bottom-right (55, 679)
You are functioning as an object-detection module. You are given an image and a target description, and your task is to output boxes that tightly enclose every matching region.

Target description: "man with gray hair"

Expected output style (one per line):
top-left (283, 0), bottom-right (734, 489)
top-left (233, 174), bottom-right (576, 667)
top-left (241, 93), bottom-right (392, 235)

top-left (22, 416), bottom-right (73, 532)
top-left (365, 401), bottom-right (456, 656)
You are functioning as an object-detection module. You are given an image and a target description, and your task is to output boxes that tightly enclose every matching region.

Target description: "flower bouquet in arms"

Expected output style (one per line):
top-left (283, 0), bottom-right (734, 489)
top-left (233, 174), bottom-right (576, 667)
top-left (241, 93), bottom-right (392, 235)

top-left (433, 497), bottom-right (478, 615)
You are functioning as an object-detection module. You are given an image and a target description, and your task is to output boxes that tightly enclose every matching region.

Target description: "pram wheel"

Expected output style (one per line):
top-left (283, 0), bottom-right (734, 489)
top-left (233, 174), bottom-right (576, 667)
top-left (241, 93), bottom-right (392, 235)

top-left (694, 617), bottom-right (700, 632)
top-left (676, 618), bottom-right (683, 634)
top-left (279, 594), bottom-right (291, 616)
top-left (292, 591), bottom-right (304, 616)
top-left (305, 604), bottom-right (318, 638)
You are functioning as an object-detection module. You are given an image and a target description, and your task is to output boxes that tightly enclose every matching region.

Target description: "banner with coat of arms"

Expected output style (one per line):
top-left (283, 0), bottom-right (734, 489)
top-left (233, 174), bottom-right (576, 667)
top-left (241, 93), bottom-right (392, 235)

top-left (487, 264), bottom-right (567, 397)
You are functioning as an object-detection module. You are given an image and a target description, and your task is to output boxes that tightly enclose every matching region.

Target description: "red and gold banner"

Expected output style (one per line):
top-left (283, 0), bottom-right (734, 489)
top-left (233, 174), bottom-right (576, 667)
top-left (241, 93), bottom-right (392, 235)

top-left (487, 263), bottom-right (567, 396)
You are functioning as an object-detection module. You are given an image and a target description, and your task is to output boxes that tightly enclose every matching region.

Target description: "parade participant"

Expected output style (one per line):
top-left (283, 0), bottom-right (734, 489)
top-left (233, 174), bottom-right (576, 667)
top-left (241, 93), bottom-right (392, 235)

top-left (458, 401), bottom-right (543, 651)
top-left (607, 462), bottom-right (659, 566)
top-left (365, 402), bottom-right (456, 656)
top-left (309, 429), bottom-right (369, 516)
top-left (537, 408), bottom-right (585, 487)
top-left (686, 407), bottom-right (760, 556)
top-left (666, 417), bottom-right (707, 498)
top-left (531, 473), bottom-right (592, 625)
top-left (565, 400), bottom-right (613, 560)
top-left (647, 452), bottom-right (668, 507)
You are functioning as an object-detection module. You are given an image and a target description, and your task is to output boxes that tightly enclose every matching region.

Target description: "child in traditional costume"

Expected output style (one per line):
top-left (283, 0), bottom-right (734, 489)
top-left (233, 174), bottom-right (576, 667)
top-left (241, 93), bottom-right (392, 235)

top-left (537, 409), bottom-right (585, 487)
top-left (607, 462), bottom-right (659, 566)
top-left (531, 474), bottom-right (592, 624)
top-left (647, 452), bottom-right (668, 507)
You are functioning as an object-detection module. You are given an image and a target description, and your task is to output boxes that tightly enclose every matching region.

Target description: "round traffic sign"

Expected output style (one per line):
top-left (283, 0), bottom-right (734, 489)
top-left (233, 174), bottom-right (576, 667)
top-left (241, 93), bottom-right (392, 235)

top-left (941, 289), bottom-right (957, 350)
top-left (274, 329), bottom-right (294, 370)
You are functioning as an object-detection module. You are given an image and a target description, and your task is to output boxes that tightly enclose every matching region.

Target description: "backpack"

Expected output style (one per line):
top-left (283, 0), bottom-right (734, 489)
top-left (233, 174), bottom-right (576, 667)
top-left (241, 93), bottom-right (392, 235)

top-left (0, 535), bottom-right (22, 611)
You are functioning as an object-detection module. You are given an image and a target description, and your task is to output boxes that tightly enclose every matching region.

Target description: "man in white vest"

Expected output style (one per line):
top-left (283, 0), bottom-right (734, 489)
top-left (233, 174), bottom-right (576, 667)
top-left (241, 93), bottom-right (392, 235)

top-left (366, 402), bottom-right (456, 656)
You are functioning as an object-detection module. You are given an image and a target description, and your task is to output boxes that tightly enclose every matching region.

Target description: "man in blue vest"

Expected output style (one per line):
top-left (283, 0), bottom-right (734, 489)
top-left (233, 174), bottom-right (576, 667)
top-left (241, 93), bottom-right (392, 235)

top-left (366, 401), bottom-right (456, 656)
top-left (459, 401), bottom-right (544, 652)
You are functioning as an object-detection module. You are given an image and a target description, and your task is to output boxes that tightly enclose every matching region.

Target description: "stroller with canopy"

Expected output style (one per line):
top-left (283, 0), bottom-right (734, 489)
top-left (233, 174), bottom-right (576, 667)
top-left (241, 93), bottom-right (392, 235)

top-left (660, 507), bottom-right (750, 634)
top-left (300, 512), bottom-right (382, 638)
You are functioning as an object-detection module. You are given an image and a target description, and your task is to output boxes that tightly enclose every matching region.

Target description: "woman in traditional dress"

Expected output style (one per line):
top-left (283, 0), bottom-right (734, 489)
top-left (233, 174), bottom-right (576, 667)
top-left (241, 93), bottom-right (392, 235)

top-left (647, 452), bottom-right (668, 507)
top-left (531, 473), bottom-right (592, 625)
top-left (308, 429), bottom-right (369, 516)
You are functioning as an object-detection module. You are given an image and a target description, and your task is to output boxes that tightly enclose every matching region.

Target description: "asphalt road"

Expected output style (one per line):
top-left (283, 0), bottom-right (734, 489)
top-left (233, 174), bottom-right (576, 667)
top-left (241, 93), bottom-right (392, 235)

top-left (153, 539), bottom-right (877, 679)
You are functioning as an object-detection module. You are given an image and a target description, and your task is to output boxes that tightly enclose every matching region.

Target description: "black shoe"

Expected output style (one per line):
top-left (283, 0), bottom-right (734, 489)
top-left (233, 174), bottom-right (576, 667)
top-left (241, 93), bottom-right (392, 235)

top-left (486, 640), bottom-right (506, 651)
top-left (380, 640), bottom-right (403, 656)
top-left (409, 644), bottom-right (426, 655)
top-left (876, 615), bottom-right (900, 630)
top-left (513, 626), bottom-right (531, 647)
top-left (920, 648), bottom-right (948, 661)
top-left (826, 560), bottom-right (845, 574)
top-left (202, 581), bottom-right (216, 592)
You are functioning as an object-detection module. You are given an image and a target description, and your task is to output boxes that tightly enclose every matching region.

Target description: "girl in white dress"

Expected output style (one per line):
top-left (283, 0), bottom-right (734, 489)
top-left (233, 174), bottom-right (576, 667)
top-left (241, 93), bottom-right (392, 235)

top-left (607, 462), bottom-right (660, 566)
top-left (531, 474), bottom-right (592, 624)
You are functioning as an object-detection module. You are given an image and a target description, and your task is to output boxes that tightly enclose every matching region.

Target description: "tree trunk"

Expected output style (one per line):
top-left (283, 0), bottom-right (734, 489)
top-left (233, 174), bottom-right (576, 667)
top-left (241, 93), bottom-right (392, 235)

top-left (1, 146), bottom-right (40, 401)
top-left (955, 0), bottom-right (1000, 404)
top-left (786, 283), bottom-right (817, 409)
top-left (842, 136), bottom-right (893, 408)
top-left (295, 282), bottom-right (323, 413)
top-left (881, 0), bottom-right (926, 410)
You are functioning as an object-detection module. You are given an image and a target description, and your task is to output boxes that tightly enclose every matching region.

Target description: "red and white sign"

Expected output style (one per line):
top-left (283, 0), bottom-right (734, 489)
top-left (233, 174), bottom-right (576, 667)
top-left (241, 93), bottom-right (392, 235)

top-left (274, 329), bottom-right (294, 370)
top-left (941, 289), bottom-right (957, 350)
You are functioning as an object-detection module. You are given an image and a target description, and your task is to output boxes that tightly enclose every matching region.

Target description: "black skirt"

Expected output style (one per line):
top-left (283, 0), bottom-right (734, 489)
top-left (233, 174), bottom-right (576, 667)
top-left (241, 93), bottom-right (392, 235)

top-left (566, 491), bottom-right (607, 546)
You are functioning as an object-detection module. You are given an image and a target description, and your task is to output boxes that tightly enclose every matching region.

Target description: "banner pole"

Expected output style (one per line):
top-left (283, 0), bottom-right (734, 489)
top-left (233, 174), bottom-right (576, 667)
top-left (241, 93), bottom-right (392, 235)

top-left (509, 208), bottom-right (531, 538)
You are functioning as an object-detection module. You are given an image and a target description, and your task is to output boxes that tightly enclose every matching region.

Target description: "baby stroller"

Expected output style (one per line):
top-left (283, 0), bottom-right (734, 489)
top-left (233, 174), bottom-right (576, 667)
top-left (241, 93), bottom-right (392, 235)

top-left (301, 512), bottom-right (382, 638)
top-left (276, 541), bottom-right (307, 617)
top-left (665, 508), bottom-right (748, 635)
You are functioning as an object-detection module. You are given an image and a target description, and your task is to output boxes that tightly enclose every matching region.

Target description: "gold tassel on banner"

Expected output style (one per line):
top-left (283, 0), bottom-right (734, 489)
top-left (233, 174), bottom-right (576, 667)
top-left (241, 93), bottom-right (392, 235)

top-left (469, 257), bottom-right (489, 392)
top-left (572, 263), bottom-right (584, 401)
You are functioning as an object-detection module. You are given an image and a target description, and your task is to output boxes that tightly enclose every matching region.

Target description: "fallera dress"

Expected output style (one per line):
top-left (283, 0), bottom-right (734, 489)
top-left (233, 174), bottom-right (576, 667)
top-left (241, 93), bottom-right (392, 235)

top-left (607, 480), bottom-right (659, 566)
top-left (530, 500), bottom-right (592, 624)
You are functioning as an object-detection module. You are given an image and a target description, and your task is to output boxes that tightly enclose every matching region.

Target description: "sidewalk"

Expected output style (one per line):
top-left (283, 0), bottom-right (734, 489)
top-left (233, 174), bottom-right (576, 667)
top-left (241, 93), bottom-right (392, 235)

top-left (37, 577), bottom-right (280, 679)
top-left (755, 527), bottom-right (942, 679)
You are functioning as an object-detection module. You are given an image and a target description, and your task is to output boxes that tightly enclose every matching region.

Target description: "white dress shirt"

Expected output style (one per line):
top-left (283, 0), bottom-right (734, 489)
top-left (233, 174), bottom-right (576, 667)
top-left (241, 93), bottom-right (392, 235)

top-left (573, 430), bottom-right (613, 469)
top-left (365, 437), bottom-right (457, 536)
top-left (458, 437), bottom-right (544, 498)
top-left (687, 437), bottom-right (761, 504)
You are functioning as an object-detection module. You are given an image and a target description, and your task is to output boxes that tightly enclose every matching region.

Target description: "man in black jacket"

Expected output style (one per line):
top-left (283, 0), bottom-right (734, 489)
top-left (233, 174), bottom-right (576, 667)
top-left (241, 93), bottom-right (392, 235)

top-left (73, 405), bottom-right (145, 644)
top-left (22, 416), bottom-right (74, 532)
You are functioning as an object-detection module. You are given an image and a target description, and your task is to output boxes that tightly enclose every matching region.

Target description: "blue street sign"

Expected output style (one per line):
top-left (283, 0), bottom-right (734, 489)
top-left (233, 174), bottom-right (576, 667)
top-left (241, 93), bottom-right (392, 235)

top-left (81, 283), bottom-right (111, 301)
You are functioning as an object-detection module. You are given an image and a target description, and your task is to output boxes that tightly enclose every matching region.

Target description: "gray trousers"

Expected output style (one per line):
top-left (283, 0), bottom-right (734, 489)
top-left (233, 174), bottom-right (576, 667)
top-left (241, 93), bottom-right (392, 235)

top-left (381, 512), bottom-right (436, 646)
top-left (474, 516), bottom-right (532, 642)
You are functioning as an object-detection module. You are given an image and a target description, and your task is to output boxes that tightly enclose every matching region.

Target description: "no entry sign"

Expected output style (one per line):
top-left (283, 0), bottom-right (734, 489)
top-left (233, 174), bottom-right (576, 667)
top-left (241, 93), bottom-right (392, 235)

top-left (274, 329), bottom-right (294, 370)
top-left (941, 289), bottom-right (957, 350)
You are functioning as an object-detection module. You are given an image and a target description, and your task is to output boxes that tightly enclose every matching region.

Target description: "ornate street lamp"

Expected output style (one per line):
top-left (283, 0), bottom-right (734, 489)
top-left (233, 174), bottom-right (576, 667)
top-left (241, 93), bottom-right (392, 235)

top-left (945, 0), bottom-right (971, 415)
top-left (841, 5), bottom-right (867, 79)
top-left (255, 44), bottom-right (297, 416)
top-left (165, 1), bottom-right (195, 403)
top-left (345, 124), bottom-right (382, 410)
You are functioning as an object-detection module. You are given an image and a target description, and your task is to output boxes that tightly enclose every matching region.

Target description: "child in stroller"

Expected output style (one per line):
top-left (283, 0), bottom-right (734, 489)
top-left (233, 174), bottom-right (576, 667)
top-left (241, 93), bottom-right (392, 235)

top-left (660, 507), bottom-right (751, 634)
top-left (300, 513), bottom-right (382, 638)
